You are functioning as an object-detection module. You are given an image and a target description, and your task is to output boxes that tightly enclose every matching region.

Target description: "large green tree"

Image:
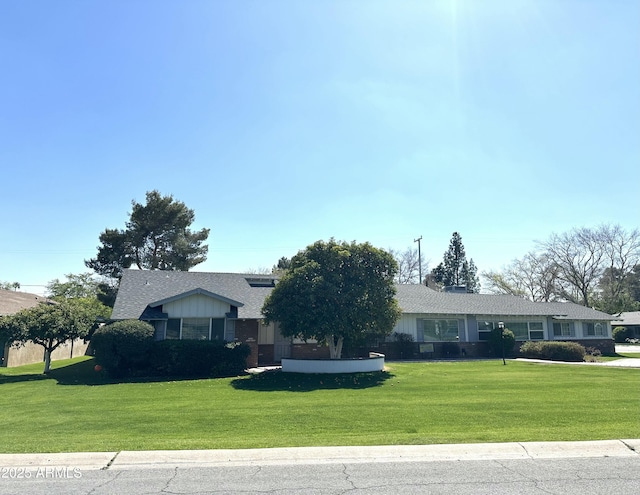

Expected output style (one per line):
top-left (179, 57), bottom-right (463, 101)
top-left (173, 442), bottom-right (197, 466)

top-left (262, 239), bottom-right (401, 359)
top-left (46, 272), bottom-right (100, 300)
top-left (431, 232), bottom-right (480, 292)
top-left (85, 191), bottom-right (210, 305)
top-left (0, 300), bottom-right (109, 373)
top-left (46, 272), bottom-right (112, 330)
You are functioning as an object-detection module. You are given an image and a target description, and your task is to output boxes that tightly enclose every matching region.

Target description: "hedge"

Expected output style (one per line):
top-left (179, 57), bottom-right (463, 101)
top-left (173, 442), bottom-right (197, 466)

top-left (519, 341), bottom-right (586, 362)
top-left (91, 320), bottom-right (155, 378)
top-left (92, 320), bottom-right (251, 378)
top-left (147, 340), bottom-right (251, 378)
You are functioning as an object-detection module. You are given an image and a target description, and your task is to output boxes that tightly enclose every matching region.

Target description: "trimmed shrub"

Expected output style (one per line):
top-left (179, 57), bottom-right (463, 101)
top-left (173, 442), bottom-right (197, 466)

top-left (148, 340), bottom-right (251, 378)
top-left (520, 341), bottom-right (586, 362)
top-left (488, 328), bottom-right (516, 358)
top-left (392, 332), bottom-right (415, 359)
top-left (584, 346), bottom-right (602, 362)
top-left (613, 326), bottom-right (631, 343)
top-left (441, 341), bottom-right (460, 357)
top-left (91, 320), bottom-right (155, 377)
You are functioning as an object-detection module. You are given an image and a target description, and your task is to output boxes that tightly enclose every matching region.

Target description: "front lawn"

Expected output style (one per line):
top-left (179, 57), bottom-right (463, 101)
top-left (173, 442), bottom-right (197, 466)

top-left (0, 357), bottom-right (638, 453)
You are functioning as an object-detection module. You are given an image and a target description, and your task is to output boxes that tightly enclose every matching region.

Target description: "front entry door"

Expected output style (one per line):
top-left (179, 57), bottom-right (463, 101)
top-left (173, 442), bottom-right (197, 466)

top-left (273, 323), bottom-right (291, 362)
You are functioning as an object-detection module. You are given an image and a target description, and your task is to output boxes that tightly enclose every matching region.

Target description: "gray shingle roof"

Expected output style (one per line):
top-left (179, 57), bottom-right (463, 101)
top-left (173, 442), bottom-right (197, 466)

top-left (111, 270), bottom-right (276, 320)
top-left (614, 311), bottom-right (640, 325)
top-left (112, 270), bottom-right (615, 322)
top-left (395, 285), bottom-right (613, 320)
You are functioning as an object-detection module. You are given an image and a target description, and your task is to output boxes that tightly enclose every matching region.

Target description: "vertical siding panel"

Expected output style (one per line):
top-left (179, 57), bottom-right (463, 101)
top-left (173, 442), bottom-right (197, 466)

top-left (164, 294), bottom-right (230, 318)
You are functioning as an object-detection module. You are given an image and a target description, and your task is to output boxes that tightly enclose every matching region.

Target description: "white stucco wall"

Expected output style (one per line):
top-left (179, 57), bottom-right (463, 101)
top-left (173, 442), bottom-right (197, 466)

top-left (282, 355), bottom-right (385, 373)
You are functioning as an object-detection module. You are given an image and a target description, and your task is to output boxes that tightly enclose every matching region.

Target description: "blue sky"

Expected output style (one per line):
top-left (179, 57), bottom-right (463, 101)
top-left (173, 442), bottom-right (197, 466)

top-left (1, 0), bottom-right (638, 295)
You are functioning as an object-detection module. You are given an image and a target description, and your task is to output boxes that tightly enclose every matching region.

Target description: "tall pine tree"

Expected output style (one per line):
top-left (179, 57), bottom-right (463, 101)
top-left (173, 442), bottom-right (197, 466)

top-left (431, 232), bottom-right (480, 292)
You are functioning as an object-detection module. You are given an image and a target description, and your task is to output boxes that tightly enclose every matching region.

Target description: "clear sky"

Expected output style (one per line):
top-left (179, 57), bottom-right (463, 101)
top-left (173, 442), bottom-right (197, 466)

top-left (1, 0), bottom-right (639, 295)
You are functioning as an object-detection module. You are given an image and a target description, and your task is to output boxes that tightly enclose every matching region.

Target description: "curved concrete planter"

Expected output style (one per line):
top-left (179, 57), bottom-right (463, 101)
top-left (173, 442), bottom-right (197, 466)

top-left (281, 353), bottom-right (385, 374)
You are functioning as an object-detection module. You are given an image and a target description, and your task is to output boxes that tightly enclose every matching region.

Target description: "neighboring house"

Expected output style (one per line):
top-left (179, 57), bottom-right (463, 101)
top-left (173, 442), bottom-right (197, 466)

top-left (612, 312), bottom-right (640, 339)
top-left (112, 269), bottom-right (616, 365)
top-left (0, 289), bottom-right (89, 367)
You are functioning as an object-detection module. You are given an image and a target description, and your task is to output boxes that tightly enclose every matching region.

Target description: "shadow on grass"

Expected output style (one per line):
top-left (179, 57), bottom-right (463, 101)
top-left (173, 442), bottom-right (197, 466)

top-left (230, 369), bottom-right (394, 392)
top-left (0, 373), bottom-right (51, 385)
top-left (48, 359), bottom-right (249, 386)
top-left (2, 359), bottom-right (394, 389)
top-left (0, 360), bottom-right (103, 386)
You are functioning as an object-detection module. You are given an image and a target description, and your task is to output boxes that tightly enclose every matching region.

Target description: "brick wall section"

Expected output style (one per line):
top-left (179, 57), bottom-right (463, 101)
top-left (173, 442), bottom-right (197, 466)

top-left (372, 341), bottom-right (489, 360)
top-left (235, 320), bottom-right (259, 368)
top-left (251, 337), bottom-right (615, 365)
top-left (258, 344), bottom-right (274, 365)
top-left (291, 343), bottom-right (330, 359)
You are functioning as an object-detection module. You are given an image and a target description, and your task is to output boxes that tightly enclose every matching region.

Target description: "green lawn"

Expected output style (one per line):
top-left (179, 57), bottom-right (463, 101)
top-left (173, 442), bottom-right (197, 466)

top-left (1, 356), bottom-right (638, 453)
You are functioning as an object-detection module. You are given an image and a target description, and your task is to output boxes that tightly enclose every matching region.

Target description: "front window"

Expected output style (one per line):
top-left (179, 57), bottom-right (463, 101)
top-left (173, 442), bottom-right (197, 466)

top-left (164, 318), bottom-right (227, 340)
top-left (166, 319), bottom-right (181, 339)
top-left (584, 322), bottom-right (605, 337)
top-left (211, 318), bottom-right (225, 341)
top-left (529, 322), bottom-right (544, 340)
top-left (478, 321), bottom-right (493, 341)
top-left (553, 322), bottom-right (575, 337)
top-left (181, 318), bottom-right (211, 340)
top-left (508, 322), bottom-right (529, 340)
top-left (478, 321), bottom-right (544, 341)
top-left (421, 319), bottom-right (459, 341)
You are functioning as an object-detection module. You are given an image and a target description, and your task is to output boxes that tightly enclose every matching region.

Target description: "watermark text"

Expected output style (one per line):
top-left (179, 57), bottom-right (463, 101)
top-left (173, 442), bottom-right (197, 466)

top-left (1, 466), bottom-right (82, 479)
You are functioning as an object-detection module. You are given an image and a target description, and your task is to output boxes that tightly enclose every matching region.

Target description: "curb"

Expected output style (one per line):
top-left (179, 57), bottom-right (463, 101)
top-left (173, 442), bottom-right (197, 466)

top-left (1, 440), bottom-right (638, 470)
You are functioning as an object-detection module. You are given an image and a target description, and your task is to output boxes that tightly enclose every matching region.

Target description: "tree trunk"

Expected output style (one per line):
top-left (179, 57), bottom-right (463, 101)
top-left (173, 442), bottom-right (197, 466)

top-left (43, 350), bottom-right (52, 374)
top-left (328, 335), bottom-right (344, 359)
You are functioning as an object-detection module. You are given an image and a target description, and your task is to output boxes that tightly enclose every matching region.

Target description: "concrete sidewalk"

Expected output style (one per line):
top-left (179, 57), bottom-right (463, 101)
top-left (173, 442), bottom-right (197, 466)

top-left (1, 440), bottom-right (638, 471)
top-left (515, 357), bottom-right (640, 367)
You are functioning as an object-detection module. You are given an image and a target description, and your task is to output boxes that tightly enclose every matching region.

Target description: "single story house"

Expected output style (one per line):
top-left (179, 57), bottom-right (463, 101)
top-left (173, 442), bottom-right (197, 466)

top-left (612, 312), bottom-right (640, 339)
top-left (0, 289), bottom-right (89, 367)
top-left (111, 269), bottom-right (616, 366)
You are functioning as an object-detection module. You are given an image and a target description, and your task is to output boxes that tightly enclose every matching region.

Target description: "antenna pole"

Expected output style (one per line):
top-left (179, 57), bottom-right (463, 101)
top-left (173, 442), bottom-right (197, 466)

top-left (414, 236), bottom-right (423, 284)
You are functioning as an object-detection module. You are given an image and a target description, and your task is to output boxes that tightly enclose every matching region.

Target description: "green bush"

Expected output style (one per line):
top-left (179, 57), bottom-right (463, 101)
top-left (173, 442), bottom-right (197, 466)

top-left (391, 332), bottom-right (415, 359)
top-left (613, 326), bottom-right (631, 343)
top-left (519, 341), bottom-right (586, 362)
top-left (488, 328), bottom-right (516, 358)
top-left (441, 341), bottom-right (460, 357)
top-left (91, 320), bottom-right (155, 377)
top-left (148, 340), bottom-right (250, 378)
